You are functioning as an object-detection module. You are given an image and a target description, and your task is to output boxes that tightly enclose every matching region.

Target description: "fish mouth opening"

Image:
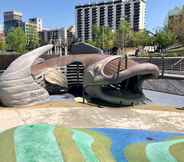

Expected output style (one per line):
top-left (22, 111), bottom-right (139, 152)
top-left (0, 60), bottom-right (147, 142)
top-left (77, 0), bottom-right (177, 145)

top-left (100, 73), bottom-right (155, 105)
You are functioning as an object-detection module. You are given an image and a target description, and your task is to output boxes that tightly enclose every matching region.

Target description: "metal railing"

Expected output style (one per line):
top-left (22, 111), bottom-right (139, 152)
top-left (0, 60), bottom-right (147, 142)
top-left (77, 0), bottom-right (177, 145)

top-left (132, 56), bottom-right (184, 77)
top-left (171, 58), bottom-right (184, 71)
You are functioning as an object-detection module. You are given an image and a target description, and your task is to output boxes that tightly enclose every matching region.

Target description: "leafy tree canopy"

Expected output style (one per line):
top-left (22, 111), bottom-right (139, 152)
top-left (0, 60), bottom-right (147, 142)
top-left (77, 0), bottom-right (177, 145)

top-left (6, 27), bottom-right (27, 54)
top-left (91, 25), bottom-right (114, 49)
top-left (114, 20), bottom-right (133, 49)
top-left (155, 28), bottom-right (176, 49)
top-left (133, 31), bottom-right (152, 47)
top-left (0, 40), bottom-right (5, 51)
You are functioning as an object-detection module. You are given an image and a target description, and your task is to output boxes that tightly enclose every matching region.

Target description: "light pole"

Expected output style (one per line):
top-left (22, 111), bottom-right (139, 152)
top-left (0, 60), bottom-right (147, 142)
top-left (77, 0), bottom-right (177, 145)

top-left (102, 26), bottom-right (104, 51)
top-left (121, 15), bottom-right (128, 68)
top-left (121, 16), bottom-right (127, 56)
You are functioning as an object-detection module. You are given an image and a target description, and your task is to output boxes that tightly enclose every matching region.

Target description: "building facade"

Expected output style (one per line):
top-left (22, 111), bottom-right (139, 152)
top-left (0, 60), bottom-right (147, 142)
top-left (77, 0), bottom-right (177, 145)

top-left (4, 11), bottom-right (24, 34)
top-left (40, 28), bottom-right (67, 44)
top-left (75, 0), bottom-right (146, 41)
top-left (29, 18), bottom-right (43, 32)
top-left (67, 26), bottom-right (76, 46)
top-left (0, 32), bottom-right (5, 43)
top-left (168, 13), bottom-right (184, 32)
top-left (40, 28), bottom-right (68, 55)
top-left (24, 22), bottom-right (39, 48)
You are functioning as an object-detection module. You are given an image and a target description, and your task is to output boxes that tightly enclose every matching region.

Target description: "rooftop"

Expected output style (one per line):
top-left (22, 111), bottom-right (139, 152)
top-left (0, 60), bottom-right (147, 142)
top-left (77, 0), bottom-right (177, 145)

top-left (75, 0), bottom-right (146, 9)
top-left (3, 10), bottom-right (22, 16)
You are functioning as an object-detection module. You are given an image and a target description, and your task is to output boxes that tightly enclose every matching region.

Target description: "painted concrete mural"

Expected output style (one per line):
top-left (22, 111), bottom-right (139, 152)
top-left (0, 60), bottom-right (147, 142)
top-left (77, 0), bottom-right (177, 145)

top-left (0, 124), bottom-right (184, 162)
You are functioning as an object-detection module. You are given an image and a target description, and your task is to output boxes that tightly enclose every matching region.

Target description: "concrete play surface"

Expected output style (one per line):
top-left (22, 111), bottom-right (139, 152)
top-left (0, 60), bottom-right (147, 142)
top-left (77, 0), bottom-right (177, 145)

top-left (0, 102), bottom-right (183, 162)
top-left (0, 124), bottom-right (184, 162)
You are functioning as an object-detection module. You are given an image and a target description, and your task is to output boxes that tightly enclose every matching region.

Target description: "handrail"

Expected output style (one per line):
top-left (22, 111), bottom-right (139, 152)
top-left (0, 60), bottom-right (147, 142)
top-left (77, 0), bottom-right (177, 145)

top-left (170, 58), bottom-right (184, 71)
top-left (173, 58), bottom-right (184, 67)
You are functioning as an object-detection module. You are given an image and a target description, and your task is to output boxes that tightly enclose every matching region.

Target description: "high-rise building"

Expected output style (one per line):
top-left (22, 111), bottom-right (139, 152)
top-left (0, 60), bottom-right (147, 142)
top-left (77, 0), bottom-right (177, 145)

top-left (168, 7), bottom-right (184, 33)
top-left (75, 0), bottom-right (146, 41)
top-left (0, 25), bottom-right (4, 40)
top-left (67, 26), bottom-right (76, 46)
top-left (39, 28), bottom-right (68, 55)
top-left (4, 11), bottom-right (24, 34)
top-left (0, 32), bottom-right (5, 42)
top-left (24, 22), bottom-right (39, 47)
top-left (29, 18), bottom-right (43, 32)
top-left (40, 28), bottom-right (67, 44)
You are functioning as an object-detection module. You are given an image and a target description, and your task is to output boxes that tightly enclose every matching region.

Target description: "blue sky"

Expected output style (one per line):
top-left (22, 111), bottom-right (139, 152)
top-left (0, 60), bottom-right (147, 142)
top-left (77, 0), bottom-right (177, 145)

top-left (0, 0), bottom-right (184, 32)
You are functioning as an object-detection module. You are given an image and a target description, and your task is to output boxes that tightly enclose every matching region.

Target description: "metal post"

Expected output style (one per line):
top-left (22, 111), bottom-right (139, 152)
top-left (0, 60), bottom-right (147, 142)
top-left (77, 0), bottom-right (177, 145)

top-left (149, 54), bottom-right (152, 63)
top-left (125, 54), bottom-right (128, 69)
top-left (116, 58), bottom-right (121, 80)
top-left (83, 86), bottom-right (85, 104)
top-left (180, 63), bottom-right (182, 72)
top-left (161, 52), bottom-right (165, 78)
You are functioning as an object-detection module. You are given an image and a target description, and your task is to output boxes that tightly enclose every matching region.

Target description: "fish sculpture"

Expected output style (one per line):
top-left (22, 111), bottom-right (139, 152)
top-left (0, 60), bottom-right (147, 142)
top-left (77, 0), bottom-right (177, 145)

top-left (0, 45), bottom-right (159, 107)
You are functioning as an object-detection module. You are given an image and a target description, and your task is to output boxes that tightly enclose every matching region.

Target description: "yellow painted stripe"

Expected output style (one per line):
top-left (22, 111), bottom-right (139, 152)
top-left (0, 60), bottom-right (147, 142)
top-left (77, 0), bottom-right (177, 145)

top-left (54, 126), bottom-right (85, 162)
top-left (124, 143), bottom-right (149, 162)
top-left (81, 129), bottom-right (115, 162)
top-left (0, 128), bottom-right (16, 162)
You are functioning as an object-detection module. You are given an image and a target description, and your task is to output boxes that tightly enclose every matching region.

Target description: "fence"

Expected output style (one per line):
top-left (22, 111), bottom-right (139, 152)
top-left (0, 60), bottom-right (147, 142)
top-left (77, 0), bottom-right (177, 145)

top-left (132, 56), bottom-right (184, 77)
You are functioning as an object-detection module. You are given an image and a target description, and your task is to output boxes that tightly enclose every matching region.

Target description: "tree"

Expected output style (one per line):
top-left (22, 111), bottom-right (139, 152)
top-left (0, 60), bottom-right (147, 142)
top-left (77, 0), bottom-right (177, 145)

top-left (154, 28), bottom-right (176, 51)
top-left (133, 31), bottom-right (152, 47)
top-left (89, 25), bottom-right (114, 50)
top-left (6, 27), bottom-right (27, 53)
top-left (0, 40), bottom-right (5, 51)
top-left (114, 20), bottom-right (133, 54)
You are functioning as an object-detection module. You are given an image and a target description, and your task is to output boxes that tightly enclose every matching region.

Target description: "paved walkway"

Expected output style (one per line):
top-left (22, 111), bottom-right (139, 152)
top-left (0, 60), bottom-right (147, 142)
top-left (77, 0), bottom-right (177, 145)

top-left (160, 73), bottom-right (184, 79)
top-left (0, 102), bottom-right (183, 133)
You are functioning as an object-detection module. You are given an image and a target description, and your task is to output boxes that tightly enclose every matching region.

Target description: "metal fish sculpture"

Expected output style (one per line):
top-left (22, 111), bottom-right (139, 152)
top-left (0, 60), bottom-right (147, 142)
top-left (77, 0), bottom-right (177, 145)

top-left (0, 45), bottom-right (159, 107)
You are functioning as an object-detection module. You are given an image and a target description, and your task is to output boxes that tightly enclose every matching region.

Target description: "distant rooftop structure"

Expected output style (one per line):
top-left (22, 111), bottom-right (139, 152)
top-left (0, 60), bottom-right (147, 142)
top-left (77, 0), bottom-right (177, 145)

top-left (168, 6), bottom-right (184, 17)
top-left (4, 11), bottom-right (22, 22)
top-left (3, 10), bottom-right (24, 34)
top-left (76, 0), bottom-right (146, 7)
top-left (29, 17), bottom-right (43, 32)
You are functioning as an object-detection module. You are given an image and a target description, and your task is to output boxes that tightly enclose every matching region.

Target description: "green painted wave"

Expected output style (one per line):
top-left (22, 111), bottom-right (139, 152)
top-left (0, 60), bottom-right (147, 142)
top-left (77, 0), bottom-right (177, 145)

top-left (146, 139), bottom-right (184, 162)
top-left (72, 129), bottom-right (99, 162)
top-left (81, 129), bottom-right (115, 162)
top-left (14, 124), bottom-right (64, 162)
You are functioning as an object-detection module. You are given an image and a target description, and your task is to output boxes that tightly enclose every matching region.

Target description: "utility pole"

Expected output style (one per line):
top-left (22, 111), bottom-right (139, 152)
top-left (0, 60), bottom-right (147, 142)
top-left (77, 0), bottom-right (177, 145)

top-left (102, 27), bottom-right (104, 51)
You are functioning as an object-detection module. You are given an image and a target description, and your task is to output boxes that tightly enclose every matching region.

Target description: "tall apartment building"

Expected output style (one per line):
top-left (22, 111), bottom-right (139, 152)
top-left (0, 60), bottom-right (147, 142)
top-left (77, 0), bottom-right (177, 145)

top-left (75, 0), bottom-right (146, 41)
top-left (4, 11), bottom-right (24, 34)
top-left (67, 26), bottom-right (76, 46)
top-left (29, 18), bottom-right (43, 32)
top-left (24, 22), bottom-right (39, 46)
top-left (168, 7), bottom-right (184, 32)
top-left (0, 32), bottom-right (5, 42)
top-left (39, 28), bottom-right (68, 55)
top-left (40, 28), bottom-right (67, 44)
top-left (0, 25), bottom-right (4, 42)
top-left (25, 18), bottom-right (43, 47)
